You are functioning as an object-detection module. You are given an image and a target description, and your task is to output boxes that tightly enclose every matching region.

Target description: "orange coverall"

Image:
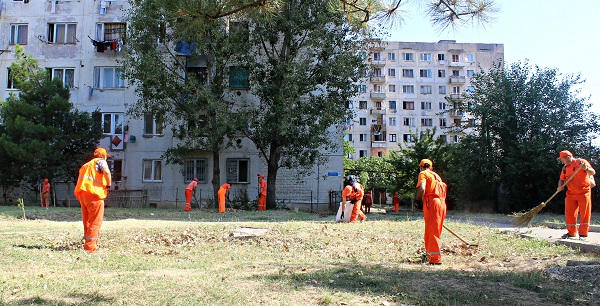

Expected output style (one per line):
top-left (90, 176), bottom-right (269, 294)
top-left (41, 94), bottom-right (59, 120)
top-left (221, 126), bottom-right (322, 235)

top-left (74, 157), bottom-right (111, 253)
top-left (218, 183), bottom-right (231, 213)
top-left (342, 183), bottom-right (366, 222)
top-left (417, 169), bottom-right (447, 264)
top-left (184, 180), bottom-right (198, 212)
top-left (362, 192), bottom-right (372, 213)
top-left (41, 179), bottom-right (50, 208)
top-left (560, 159), bottom-right (594, 237)
top-left (392, 193), bottom-right (399, 212)
top-left (258, 177), bottom-right (267, 211)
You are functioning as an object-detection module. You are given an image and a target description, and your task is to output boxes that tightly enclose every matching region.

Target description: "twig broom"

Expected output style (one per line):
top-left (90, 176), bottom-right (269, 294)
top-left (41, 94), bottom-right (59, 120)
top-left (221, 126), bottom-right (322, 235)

top-left (512, 166), bottom-right (583, 226)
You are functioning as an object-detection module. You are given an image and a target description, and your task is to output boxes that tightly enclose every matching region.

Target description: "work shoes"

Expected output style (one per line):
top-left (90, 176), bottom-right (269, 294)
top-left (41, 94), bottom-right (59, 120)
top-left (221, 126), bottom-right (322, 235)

top-left (560, 233), bottom-right (577, 239)
top-left (579, 236), bottom-right (587, 241)
top-left (428, 262), bottom-right (442, 265)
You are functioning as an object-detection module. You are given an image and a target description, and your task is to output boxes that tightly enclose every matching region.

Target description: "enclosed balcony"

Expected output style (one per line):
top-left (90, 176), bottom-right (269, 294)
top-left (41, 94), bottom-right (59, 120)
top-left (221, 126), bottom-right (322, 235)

top-left (370, 92), bottom-right (386, 100)
top-left (449, 76), bottom-right (466, 84)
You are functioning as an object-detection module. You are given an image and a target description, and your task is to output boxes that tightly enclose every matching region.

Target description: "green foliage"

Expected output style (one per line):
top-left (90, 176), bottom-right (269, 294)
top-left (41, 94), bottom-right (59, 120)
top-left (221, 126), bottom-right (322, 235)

top-left (344, 156), bottom-right (396, 192)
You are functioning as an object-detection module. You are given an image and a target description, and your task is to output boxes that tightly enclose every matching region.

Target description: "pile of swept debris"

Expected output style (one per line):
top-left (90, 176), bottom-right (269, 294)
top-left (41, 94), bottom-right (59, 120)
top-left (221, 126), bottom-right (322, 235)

top-left (545, 260), bottom-right (600, 287)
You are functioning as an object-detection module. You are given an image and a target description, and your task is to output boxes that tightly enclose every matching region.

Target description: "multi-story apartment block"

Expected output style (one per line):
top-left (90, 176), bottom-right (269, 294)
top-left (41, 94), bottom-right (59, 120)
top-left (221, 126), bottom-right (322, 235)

top-left (0, 0), bottom-right (342, 210)
top-left (347, 40), bottom-right (504, 159)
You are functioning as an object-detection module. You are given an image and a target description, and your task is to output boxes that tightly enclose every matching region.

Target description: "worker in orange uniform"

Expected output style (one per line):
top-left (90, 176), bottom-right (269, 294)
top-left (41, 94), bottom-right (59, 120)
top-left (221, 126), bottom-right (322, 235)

top-left (74, 148), bottom-right (112, 253)
top-left (41, 178), bottom-right (51, 208)
top-left (362, 190), bottom-right (372, 214)
top-left (341, 175), bottom-right (366, 222)
top-left (184, 178), bottom-right (198, 212)
top-left (557, 150), bottom-right (595, 240)
top-left (392, 192), bottom-right (400, 212)
top-left (415, 159), bottom-right (446, 265)
top-left (258, 174), bottom-right (267, 211)
top-left (218, 183), bottom-right (231, 213)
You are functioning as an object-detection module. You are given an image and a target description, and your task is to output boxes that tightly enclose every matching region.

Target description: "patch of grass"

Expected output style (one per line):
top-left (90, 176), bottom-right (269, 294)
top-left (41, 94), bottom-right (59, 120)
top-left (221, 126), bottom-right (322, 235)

top-left (0, 206), bottom-right (596, 305)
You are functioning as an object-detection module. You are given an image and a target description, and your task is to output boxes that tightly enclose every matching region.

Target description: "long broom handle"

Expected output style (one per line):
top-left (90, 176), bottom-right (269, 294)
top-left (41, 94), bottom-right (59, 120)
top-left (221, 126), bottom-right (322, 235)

top-left (542, 165), bottom-right (584, 207)
top-left (442, 224), bottom-right (475, 246)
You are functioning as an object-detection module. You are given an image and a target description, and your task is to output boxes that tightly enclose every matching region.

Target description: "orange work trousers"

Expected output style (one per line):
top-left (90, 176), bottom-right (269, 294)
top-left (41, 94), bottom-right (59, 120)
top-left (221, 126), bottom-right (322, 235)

top-left (565, 192), bottom-right (592, 237)
top-left (258, 195), bottom-right (266, 210)
top-left (184, 189), bottom-right (193, 211)
top-left (218, 192), bottom-right (226, 213)
top-left (79, 192), bottom-right (105, 253)
top-left (423, 195), bottom-right (446, 264)
top-left (41, 194), bottom-right (50, 207)
top-left (350, 200), bottom-right (366, 222)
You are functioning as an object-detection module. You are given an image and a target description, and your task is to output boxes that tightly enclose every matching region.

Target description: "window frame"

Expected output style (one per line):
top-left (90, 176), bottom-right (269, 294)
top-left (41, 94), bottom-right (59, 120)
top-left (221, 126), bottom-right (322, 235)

top-left (143, 159), bottom-right (162, 182)
top-left (47, 23), bottom-right (77, 44)
top-left (419, 69), bottom-right (432, 78)
top-left (402, 101), bottom-right (414, 110)
top-left (93, 67), bottom-right (125, 89)
top-left (389, 133), bottom-right (397, 142)
top-left (419, 53), bottom-right (432, 61)
top-left (184, 159), bottom-right (207, 183)
top-left (420, 85), bottom-right (432, 95)
top-left (96, 22), bottom-right (127, 43)
top-left (101, 113), bottom-right (124, 136)
top-left (421, 118), bottom-right (433, 126)
top-left (402, 85), bottom-right (414, 94)
top-left (226, 158), bottom-right (249, 183)
top-left (47, 67), bottom-right (75, 88)
top-left (144, 113), bottom-right (164, 136)
top-left (402, 53), bottom-right (414, 61)
top-left (9, 23), bottom-right (28, 45)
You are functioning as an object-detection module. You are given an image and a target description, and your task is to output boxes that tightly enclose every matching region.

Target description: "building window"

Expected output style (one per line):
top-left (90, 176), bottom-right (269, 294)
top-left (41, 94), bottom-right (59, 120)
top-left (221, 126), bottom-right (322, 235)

top-left (144, 113), bottom-right (164, 135)
top-left (108, 160), bottom-right (123, 182)
top-left (439, 86), bottom-right (446, 94)
top-left (143, 159), bottom-right (162, 182)
top-left (467, 70), bottom-right (475, 78)
top-left (402, 85), bottom-right (414, 94)
top-left (359, 117), bottom-right (367, 125)
top-left (387, 52), bottom-right (396, 61)
top-left (346, 134), bottom-right (353, 141)
top-left (96, 23), bottom-right (126, 43)
top-left (453, 135), bottom-right (460, 143)
top-left (451, 54), bottom-right (460, 62)
top-left (439, 102), bottom-right (447, 110)
top-left (359, 85), bottom-right (367, 93)
top-left (9, 24), bottom-right (28, 45)
top-left (387, 68), bottom-right (396, 77)
top-left (402, 69), bottom-right (414, 78)
top-left (48, 23), bottom-right (77, 44)
top-left (93, 67), bottom-right (125, 89)
top-left (452, 70), bottom-right (460, 77)
top-left (389, 117), bottom-right (396, 126)
top-left (373, 52), bottom-right (382, 60)
top-left (421, 118), bottom-right (433, 126)
top-left (389, 134), bottom-right (397, 142)
top-left (226, 158), bottom-right (249, 183)
top-left (437, 54), bottom-right (445, 61)
top-left (102, 113), bottom-right (124, 135)
top-left (438, 69), bottom-right (445, 78)
top-left (402, 53), bottom-right (414, 61)
top-left (359, 150), bottom-right (367, 157)
top-left (403, 117), bottom-right (414, 126)
top-left (229, 67), bottom-right (249, 89)
top-left (375, 101), bottom-right (382, 109)
top-left (419, 69), bottom-right (432, 78)
top-left (403, 134), bottom-right (414, 143)
top-left (421, 102), bottom-right (432, 110)
top-left (359, 134), bottom-right (368, 142)
top-left (403, 101), bottom-right (414, 110)
top-left (420, 86), bottom-right (432, 95)
top-left (453, 86), bottom-right (461, 94)
top-left (465, 54), bottom-right (474, 62)
top-left (419, 53), bottom-right (431, 61)
top-left (439, 118), bottom-right (447, 127)
top-left (6, 68), bottom-right (16, 89)
top-left (373, 68), bottom-right (383, 77)
top-left (184, 159), bottom-right (207, 182)
top-left (358, 101), bottom-right (367, 109)
top-left (389, 101), bottom-right (396, 109)
top-left (388, 84), bottom-right (396, 92)
top-left (47, 68), bottom-right (75, 88)
top-left (373, 84), bottom-right (383, 92)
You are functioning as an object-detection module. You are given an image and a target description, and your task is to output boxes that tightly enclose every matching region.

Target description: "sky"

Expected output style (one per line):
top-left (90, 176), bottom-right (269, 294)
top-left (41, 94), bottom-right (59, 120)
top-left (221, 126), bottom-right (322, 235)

top-left (386, 0), bottom-right (600, 113)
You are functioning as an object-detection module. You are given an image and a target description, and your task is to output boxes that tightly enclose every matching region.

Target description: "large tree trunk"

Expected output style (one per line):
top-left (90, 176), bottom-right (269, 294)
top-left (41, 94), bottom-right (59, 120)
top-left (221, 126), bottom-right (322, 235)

top-left (211, 150), bottom-right (221, 209)
top-left (266, 146), bottom-right (280, 210)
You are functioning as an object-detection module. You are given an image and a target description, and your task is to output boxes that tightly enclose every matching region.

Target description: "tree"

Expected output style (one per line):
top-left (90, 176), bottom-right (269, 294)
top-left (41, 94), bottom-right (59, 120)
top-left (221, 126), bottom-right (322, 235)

top-left (450, 61), bottom-right (600, 213)
top-left (0, 45), bottom-right (102, 203)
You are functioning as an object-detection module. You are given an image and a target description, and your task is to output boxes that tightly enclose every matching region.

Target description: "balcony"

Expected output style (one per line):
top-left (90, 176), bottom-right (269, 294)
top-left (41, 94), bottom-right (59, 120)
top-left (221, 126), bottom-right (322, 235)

top-left (369, 75), bottom-right (386, 83)
top-left (371, 141), bottom-right (387, 148)
top-left (450, 93), bottom-right (461, 100)
top-left (370, 108), bottom-right (386, 115)
top-left (370, 92), bottom-right (386, 100)
top-left (449, 61), bottom-right (465, 67)
top-left (449, 109), bottom-right (463, 117)
top-left (370, 59), bottom-right (386, 66)
top-left (449, 76), bottom-right (466, 84)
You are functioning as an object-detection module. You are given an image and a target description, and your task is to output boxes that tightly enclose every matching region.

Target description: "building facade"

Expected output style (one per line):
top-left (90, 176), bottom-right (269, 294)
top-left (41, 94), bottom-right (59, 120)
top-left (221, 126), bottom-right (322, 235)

top-left (0, 0), bottom-right (343, 210)
top-left (347, 40), bottom-right (504, 158)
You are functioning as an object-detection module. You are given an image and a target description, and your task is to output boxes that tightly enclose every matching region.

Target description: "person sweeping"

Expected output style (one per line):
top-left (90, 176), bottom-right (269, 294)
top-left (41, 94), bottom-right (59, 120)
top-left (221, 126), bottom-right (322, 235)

top-left (184, 178), bottom-right (198, 212)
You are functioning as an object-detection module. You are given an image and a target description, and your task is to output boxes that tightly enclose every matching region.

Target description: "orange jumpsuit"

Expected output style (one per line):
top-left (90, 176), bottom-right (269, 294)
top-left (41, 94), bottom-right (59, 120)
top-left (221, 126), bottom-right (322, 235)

top-left (41, 179), bottom-right (50, 208)
top-left (560, 159), bottom-right (594, 237)
top-left (417, 169), bottom-right (447, 264)
top-left (342, 183), bottom-right (366, 222)
top-left (392, 194), bottom-right (399, 212)
top-left (362, 192), bottom-right (372, 213)
top-left (75, 158), bottom-right (110, 253)
top-left (184, 180), bottom-right (198, 212)
top-left (258, 178), bottom-right (267, 211)
top-left (218, 183), bottom-right (230, 213)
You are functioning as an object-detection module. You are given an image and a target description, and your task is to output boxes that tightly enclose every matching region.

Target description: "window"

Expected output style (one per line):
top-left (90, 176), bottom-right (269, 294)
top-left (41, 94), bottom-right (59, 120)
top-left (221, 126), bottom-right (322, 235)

top-left (108, 160), bottom-right (123, 182)
top-left (184, 159), bottom-right (207, 182)
top-left (102, 113), bottom-right (124, 135)
top-left (452, 70), bottom-right (460, 77)
top-left (373, 52), bottom-right (382, 60)
top-left (439, 86), bottom-right (446, 94)
top-left (389, 101), bottom-right (396, 109)
top-left (451, 54), bottom-right (460, 62)
top-left (402, 53), bottom-right (414, 61)
top-left (143, 159), bottom-right (162, 182)
top-left (453, 86), bottom-right (461, 94)
top-left (346, 134), bottom-right (353, 142)
top-left (93, 67), bottom-right (125, 89)
top-left (467, 70), bottom-right (475, 78)
top-left (403, 117), bottom-right (414, 126)
top-left (439, 102), bottom-right (447, 110)
top-left (96, 23), bottom-right (126, 43)
top-left (402, 69), bottom-right (414, 78)
top-left (387, 52), bottom-right (396, 61)
top-left (373, 84), bottom-right (383, 92)
top-left (420, 86), bottom-right (432, 95)
top-left (437, 54), bottom-right (445, 61)
top-left (359, 85), bottom-right (367, 93)
top-left (453, 135), bottom-right (460, 143)
top-left (389, 134), bottom-right (397, 142)
top-left (6, 68), bottom-right (16, 89)
top-left (359, 134), bottom-right (368, 142)
top-left (226, 158), bottom-right (249, 183)
top-left (388, 84), bottom-right (396, 92)
top-left (9, 24), bottom-right (28, 45)
top-left (389, 117), bottom-right (397, 126)
top-left (373, 68), bottom-right (383, 77)
top-left (402, 85), bottom-right (414, 94)
top-left (439, 118), bottom-right (447, 127)
top-left (47, 68), bottom-right (75, 88)
top-left (419, 69), bottom-right (431, 78)
top-left (421, 118), bottom-right (433, 126)
top-left (387, 68), bottom-right (396, 77)
top-left (375, 101), bottom-right (382, 109)
top-left (465, 54), bottom-right (474, 62)
top-left (403, 101), bottom-right (414, 110)
top-left (421, 102), bottom-right (432, 110)
top-left (359, 101), bottom-right (367, 109)
top-left (438, 70), bottom-right (445, 78)
top-left (48, 23), bottom-right (77, 44)
top-left (144, 113), bottom-right (164, 135)
top-left (403, 134), bottom-right (414, 142)
top-left (359, 117), bottom-right (367, 125)
top-left (229, 67), bottom-right (249, 89)
top-left (359, 150), bottom-right (367, 157)
top-left (419, 53), bottom-right (431, 61)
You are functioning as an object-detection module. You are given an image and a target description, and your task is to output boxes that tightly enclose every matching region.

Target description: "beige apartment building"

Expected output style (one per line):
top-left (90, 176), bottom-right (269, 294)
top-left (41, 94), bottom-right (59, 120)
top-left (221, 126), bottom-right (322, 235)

top-left (347, 40), bottom-right (504, 159)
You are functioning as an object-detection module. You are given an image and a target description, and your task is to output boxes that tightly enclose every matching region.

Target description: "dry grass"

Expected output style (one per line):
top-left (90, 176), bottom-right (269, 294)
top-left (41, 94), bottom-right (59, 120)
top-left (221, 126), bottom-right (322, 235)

top-left (0, 206), bottom-right (598, 305)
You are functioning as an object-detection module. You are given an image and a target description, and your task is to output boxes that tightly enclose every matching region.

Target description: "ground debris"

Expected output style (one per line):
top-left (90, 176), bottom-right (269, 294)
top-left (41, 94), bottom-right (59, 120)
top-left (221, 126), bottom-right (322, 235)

top-left (545, 264), bottom-right (600, 286)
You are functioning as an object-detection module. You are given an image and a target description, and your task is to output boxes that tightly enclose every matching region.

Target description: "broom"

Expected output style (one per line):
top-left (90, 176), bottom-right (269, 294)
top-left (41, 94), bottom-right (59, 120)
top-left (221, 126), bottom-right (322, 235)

top-left (512, 166), bottom-right (583, 226)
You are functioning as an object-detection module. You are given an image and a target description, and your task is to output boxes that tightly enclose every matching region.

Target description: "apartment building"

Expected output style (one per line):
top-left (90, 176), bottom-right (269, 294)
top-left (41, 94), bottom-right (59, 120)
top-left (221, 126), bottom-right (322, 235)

top-left (347, 40), bottom-right (504, 159)
top-left (0, 0), bottom-right (342, 210)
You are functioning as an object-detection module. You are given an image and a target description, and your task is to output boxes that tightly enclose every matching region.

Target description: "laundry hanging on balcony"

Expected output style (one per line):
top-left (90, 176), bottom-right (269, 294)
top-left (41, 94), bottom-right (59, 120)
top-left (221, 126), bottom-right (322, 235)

top-left (90, 38), bottom-right (122, 53)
